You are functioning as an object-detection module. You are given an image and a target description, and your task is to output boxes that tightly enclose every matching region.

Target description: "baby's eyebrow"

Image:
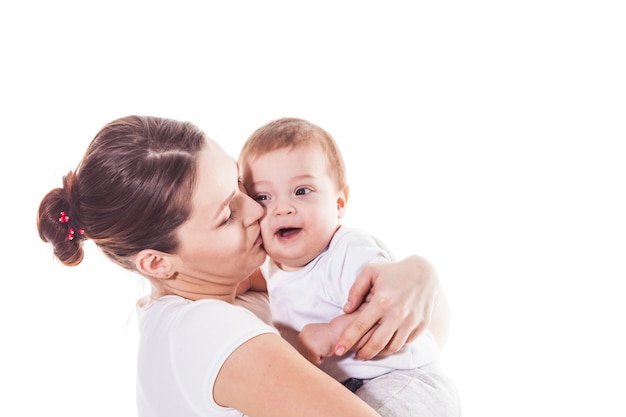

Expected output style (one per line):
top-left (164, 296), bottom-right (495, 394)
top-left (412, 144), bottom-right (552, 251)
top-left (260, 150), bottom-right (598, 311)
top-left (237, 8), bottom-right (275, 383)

top-left (292, 174), bottom-right (316, 181)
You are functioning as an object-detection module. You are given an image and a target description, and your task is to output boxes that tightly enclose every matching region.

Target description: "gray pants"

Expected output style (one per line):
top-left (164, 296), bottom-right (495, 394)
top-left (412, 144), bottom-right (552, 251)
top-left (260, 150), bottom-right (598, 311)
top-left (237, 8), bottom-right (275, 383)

top-left (351, 363), bottom-right (461, 417)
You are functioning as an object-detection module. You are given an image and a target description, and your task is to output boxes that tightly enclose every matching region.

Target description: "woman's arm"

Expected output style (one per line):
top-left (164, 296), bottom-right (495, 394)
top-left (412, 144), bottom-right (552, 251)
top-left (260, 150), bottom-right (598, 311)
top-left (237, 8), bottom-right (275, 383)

top-left (334, 254), bottom-right (450, 360)
top-left (214, 332), bottom-right (381, 417)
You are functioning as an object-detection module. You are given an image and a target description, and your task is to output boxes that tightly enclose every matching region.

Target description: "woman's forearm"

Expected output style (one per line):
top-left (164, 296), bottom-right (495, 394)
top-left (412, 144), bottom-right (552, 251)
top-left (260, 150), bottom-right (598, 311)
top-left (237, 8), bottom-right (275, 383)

top-left (429, 287), bottom-right (451, 350)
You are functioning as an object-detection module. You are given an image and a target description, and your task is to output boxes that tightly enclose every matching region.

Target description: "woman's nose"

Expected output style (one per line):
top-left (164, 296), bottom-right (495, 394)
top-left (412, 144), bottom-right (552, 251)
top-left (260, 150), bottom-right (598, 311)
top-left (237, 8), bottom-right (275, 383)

top-left (243, 193), bottom-right (265, 226)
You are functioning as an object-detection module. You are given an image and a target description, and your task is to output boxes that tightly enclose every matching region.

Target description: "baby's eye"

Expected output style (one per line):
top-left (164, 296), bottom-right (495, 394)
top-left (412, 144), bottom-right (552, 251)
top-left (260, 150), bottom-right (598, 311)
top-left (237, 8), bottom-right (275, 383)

top-left (295, 187), bottom-right (311, 196)
top-left (254, 194), bottom-right (271, 206)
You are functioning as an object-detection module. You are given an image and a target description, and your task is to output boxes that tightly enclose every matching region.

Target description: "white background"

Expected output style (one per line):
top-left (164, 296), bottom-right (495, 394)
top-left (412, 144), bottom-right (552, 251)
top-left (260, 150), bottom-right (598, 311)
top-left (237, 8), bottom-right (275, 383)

top-left (1, 1), bottom-right (624, 416)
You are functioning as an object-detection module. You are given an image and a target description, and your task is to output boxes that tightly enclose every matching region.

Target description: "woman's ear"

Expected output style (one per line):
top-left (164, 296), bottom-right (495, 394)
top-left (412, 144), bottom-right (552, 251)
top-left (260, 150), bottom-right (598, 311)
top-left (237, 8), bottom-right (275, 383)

top-left (337, 185), bottom-right (349, 219)
top-left (135, 249), bottom-right (176, 280)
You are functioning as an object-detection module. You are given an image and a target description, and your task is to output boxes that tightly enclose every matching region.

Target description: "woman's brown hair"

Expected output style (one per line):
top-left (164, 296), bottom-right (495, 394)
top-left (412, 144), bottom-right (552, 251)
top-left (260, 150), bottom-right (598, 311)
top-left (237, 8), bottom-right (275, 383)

top-left (37, 115), bottom-right (206, 270)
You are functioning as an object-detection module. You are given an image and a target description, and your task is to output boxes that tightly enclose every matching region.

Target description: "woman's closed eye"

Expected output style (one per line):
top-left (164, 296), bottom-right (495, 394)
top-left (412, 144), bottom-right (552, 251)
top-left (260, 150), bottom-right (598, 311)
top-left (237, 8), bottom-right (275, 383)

top-left (222, 209), bottom-right (236, 226)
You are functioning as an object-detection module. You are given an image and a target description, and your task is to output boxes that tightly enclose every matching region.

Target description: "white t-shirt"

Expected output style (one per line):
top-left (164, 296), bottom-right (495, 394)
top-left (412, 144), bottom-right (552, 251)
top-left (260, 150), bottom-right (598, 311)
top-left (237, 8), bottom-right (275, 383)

top-left (262, 226), bottom-right (440, 381)
top-left (136, 294), bottom-right (277, 417)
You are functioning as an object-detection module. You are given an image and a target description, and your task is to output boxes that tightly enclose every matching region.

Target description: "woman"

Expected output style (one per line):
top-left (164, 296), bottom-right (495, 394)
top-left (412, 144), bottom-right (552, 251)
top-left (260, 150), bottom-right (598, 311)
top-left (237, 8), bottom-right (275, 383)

top-left (37, 115), bottom-right (449, 416)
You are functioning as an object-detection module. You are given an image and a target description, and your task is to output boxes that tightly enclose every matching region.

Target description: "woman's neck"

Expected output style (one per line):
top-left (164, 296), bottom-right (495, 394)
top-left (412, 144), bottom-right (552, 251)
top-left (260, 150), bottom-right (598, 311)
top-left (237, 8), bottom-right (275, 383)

top-left (151, 279), bottom-right (238, 303)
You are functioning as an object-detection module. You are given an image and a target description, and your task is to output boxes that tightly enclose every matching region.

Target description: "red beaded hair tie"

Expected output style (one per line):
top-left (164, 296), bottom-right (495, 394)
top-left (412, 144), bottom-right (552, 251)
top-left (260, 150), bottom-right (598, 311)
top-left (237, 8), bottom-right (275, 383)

top-left (59, 211), bottom-right (85, 241)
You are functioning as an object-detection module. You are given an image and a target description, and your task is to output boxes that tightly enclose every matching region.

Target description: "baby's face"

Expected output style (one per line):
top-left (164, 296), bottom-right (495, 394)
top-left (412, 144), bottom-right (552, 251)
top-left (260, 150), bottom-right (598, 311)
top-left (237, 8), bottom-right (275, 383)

top-left (242, 144), bottom-right (347, 270)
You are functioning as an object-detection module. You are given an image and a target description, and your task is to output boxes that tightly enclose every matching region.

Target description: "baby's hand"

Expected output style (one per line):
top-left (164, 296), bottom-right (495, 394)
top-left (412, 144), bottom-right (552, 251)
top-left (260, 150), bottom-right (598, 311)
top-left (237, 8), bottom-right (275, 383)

top-left (296, 323), bottom-right (337, 365)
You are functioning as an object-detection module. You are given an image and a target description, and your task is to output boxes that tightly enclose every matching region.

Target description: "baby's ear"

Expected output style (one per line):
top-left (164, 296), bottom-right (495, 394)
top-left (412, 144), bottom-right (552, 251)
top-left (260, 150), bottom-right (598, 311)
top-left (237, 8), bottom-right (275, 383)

top-left (135, 249), bottom-right (176, 280)
top-left (337, 185), bottom-right (349, 218)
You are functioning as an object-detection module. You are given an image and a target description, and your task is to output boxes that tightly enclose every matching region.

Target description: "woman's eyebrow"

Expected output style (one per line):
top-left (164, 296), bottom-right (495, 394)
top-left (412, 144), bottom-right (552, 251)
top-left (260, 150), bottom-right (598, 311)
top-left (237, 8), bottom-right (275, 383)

top-left (218, 190), bottom-right (236, 214)
top-left (215, 159), bottom-right (239, 214)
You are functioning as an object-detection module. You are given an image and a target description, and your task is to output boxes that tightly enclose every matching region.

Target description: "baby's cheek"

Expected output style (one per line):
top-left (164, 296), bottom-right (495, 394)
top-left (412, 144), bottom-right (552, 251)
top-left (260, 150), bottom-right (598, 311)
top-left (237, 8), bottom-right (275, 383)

top-left (259, 222), bottom-right (272, 237)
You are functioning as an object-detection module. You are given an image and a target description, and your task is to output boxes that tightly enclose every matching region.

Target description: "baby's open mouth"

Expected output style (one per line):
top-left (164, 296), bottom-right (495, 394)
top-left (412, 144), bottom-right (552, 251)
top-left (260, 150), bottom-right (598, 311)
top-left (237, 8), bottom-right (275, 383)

top-left (277, 228), bottom-right (300, 238)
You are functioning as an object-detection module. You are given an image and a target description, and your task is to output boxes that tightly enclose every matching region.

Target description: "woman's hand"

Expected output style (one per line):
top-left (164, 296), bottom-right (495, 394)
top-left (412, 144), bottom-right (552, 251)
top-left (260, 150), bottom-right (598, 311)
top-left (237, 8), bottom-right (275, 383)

top-left (334, 255), bottom-right (446, 360)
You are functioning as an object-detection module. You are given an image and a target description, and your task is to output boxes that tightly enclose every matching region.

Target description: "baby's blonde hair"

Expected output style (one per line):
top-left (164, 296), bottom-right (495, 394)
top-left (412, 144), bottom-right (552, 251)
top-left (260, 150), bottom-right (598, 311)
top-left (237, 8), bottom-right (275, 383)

top-left (240, 117), bottom-right (347, 190)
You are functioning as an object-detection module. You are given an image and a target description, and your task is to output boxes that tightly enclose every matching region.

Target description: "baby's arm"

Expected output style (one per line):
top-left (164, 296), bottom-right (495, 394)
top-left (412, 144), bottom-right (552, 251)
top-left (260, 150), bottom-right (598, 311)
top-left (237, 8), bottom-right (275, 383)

top-left (296, 305), bottom-right (374, 365)
top-left (236, 268), bottom-right (267, 295)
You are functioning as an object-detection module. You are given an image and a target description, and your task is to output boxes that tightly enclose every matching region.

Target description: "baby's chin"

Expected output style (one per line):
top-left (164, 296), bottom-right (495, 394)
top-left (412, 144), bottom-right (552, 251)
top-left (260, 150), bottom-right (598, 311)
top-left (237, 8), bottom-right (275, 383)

top-left (272, 254), bottom-right (314, 272)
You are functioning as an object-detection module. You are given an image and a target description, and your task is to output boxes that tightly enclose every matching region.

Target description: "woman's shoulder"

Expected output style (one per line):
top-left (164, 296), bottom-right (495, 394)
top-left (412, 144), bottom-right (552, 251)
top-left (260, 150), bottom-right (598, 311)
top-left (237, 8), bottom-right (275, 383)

top-left (139, 295), bottom-right (275, 336)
